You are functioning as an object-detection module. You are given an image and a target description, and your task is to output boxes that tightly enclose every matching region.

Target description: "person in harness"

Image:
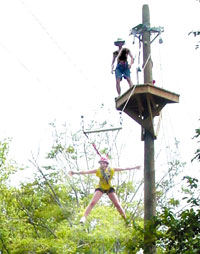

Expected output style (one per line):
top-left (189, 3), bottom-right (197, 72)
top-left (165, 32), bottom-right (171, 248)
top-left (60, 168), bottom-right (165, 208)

top-left (69, 157), bottom-right (141, 224)
top-left (111, 38), bottom-right (134, 96)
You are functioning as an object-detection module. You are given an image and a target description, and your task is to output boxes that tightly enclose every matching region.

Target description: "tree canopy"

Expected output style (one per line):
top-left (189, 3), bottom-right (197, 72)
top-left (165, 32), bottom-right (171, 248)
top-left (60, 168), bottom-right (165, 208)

top-left (0, 121), bottom-right (199, 253)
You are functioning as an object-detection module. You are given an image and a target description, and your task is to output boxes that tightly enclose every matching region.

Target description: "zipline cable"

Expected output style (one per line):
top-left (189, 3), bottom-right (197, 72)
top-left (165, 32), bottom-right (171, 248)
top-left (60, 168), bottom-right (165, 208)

top-left (19, 0), bottom-right (105, 100)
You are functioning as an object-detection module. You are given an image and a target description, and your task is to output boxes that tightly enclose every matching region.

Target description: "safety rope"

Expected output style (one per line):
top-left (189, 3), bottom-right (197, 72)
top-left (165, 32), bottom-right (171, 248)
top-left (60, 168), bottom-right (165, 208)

top-left (81, 116), bottom-right (102, 157)
top-left (81, 114), bottom-right (122, 159)
top-left (136, 40), bottom-right (142, 84)
top-left (142, 53), bottom-right (151, 71)
top-left (120, 84), bottom-right (137, 113)
top-left (112, 47), bottom-right (124, 73)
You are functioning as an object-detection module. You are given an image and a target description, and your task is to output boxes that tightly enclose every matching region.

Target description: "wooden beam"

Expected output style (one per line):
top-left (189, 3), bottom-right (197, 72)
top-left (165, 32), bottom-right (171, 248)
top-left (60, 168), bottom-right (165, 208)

top-left (133, 84), bottom-right (179, 103)
top-left (115, 84), bottom-right (180, 114)
top-left (124, 108), bottom-right (156, 137)
top-left (136, 94), bottom-right (144, 117)
top-left (146, 94), bottom-right (155, 137)
top-left (148, 93), bottom-right (157, 110)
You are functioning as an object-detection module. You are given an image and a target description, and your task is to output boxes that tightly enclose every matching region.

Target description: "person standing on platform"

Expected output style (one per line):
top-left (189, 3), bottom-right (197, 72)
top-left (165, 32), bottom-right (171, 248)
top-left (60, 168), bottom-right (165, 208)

top-left (111, 38), bottom-right (134, 96)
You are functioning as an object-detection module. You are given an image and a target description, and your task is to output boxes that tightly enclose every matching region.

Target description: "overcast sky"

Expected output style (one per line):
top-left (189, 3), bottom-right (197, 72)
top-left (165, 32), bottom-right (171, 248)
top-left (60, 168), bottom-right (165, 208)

top-left (0, 0), bottom-right (199, 177)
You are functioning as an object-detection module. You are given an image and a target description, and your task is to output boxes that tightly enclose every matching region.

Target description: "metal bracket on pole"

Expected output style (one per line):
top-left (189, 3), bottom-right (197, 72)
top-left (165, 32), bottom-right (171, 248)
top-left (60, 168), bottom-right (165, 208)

top-left (130, 24), bottom-right (164, 44)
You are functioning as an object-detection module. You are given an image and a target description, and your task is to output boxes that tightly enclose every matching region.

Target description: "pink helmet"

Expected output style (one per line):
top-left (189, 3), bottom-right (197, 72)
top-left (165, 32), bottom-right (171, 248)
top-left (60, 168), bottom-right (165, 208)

top-left (98, 157), bottom-right (109, 164)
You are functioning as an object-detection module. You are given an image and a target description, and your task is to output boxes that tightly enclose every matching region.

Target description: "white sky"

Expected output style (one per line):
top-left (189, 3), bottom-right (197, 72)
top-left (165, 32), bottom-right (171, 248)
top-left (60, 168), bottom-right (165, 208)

top-left (0, 0), bottom-right (199, 178)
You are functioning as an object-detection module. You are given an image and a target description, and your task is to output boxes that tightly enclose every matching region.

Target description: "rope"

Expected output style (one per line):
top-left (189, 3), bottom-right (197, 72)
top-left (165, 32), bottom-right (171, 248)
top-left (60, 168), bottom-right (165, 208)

top-left (142, 53), bottom-right (151, 71)
top-left (83, 131), bottom-right (102, 158)
top-left (112, 47), bottom-right (124, 73)
top-left (81, 116), bottom-right (101, 157)
top-left (81, 114), bottom-right (123, 159)
top-left (121, 84), bottom-right (137, 113)
top-left (105, 125), bottom-right (122, 160)
top-left (136, 40), bottom-right (142, 84)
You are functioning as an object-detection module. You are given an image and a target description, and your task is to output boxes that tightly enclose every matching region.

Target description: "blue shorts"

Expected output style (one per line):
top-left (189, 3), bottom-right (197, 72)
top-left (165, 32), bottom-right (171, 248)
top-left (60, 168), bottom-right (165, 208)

top-left (115, 62), bottom-right (131, 80)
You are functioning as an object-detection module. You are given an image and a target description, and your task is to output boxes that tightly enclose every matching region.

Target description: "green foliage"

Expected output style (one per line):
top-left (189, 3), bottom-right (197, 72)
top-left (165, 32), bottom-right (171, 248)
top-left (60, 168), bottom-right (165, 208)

top-left (156, 140), bottom-right (186, 209)
top-left (0, 138), bottom-right (18, 183)
top-left (155, 176), bottom-right (200, 253)
top-left (125, 176), bottom-right (200, 253)
top-left (0, 139), bottom-right (9, 167)
top-left (0, 132), bottom-right (143, 253)
top-left (192, 126), bottom-right (200, 162)
top-left (65, 206), bottom-right (135, 254)
top-left (0, 123), bottom-right (199, 253)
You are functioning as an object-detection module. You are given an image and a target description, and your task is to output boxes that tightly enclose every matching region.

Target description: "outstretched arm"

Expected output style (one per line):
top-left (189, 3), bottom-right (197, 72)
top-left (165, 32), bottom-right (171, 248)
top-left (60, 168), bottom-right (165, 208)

top-left (69, 169), bottom-right (97, 176)
top-left (114, 165), bottom-right (141, 172)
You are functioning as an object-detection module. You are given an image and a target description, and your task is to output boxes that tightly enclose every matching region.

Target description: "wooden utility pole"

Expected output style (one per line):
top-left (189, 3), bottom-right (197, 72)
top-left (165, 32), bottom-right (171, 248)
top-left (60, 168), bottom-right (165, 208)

top-left (115, 4), bottom-right (179, 254)
top-left (142, 5), bottom-right (156, 254)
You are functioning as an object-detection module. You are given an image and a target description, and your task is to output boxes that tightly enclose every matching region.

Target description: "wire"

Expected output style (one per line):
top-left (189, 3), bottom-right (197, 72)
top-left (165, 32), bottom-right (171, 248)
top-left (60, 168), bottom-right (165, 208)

top-left (0, 41), bottom-right (43, 84)
top-left (142, 53), bottom-right (151, 71)
top-left (81, 113), bottom-right (123, 160)
top-left (19, 0), bottom-right (104, 99)
top-left (19, 0), bottom-right (73, 64)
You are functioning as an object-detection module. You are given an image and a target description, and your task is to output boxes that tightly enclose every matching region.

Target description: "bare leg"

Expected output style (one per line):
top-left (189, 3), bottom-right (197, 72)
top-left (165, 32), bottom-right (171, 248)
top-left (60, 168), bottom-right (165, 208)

top-left (126, 77), bottom-right (133, 88)
top-left (108, 192), bottom-right (126, 219)
top-left (116, 79), bottom-right (121, 96)
top-left (83, 190), bottom-right (103, 218)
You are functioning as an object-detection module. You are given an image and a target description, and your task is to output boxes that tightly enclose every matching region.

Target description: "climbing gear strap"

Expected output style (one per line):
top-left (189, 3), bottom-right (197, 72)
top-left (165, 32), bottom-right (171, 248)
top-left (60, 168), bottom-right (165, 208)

top-left (100, 167), bottom-right (111, 184)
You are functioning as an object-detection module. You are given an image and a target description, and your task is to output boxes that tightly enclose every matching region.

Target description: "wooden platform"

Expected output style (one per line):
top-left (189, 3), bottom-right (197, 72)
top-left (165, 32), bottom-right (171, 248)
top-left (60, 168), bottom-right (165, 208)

top-left (115, 84), bottom-right (180, 139)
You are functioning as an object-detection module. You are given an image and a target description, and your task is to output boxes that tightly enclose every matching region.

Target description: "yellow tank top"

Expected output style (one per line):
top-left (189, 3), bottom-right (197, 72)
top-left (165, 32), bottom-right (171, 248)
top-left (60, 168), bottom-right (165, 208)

top-left (96, 167), bottom-right (115, 190)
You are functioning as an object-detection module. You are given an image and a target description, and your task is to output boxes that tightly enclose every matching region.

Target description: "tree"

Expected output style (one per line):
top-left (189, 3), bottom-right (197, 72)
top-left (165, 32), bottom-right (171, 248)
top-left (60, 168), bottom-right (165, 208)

top-left (125, 125), bottom-right (200, 253)
top-left (192, 125), bottom-right (200, 162)
top-left (1, 122), bottom-right (199, 253)
top-left (155, 176), bottom-right (200, 253)
top-left (155, 126), bottom-right (200, 253)
top-left (0, 121), bottom-right (145, 253)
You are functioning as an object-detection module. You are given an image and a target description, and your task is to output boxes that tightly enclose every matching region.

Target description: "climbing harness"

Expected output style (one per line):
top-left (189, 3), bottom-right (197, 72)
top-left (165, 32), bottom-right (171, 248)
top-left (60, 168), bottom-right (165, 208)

top-left (100, 167), bottom-right (111, 184)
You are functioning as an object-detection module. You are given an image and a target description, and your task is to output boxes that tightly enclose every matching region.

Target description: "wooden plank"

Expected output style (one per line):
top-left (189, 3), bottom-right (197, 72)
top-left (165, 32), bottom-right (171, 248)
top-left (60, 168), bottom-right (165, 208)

top-left (115, 84), bottom-right (180, 112)
top-left (133, 84), bottom-right (179, 103)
